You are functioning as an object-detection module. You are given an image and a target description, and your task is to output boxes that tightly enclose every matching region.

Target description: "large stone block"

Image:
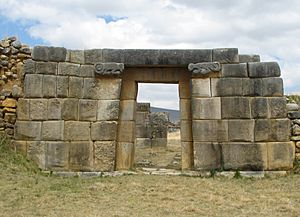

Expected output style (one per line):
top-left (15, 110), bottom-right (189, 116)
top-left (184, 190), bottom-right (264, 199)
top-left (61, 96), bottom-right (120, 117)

top-left (120, 100), bottom-right (136, 121)
top-left (228, 120), bottom-right (254, 142)
top-left (251, 97), bottom-right (268, 118)
top-left (181, 142), bottom-right (193, 170)
top-left (212, 48), bottom-right (239, 63)
top-left (262, 77), bottom-right (283, 97)
top-left (192, 97), bottom-right (221, 120)
top-left (27, 141), bottom-right (46, 170)
top-left (69, 50), bottom-right (85, 64)
top-left (58, 62), bottom-right (80, 76)
top-left (32, 46), bottom-right (67, 62)
top-left (97, 100), bottom-right (120, 121)
top-left (42, 121), bottom-right (64, 140)
top-left (91, 121), bottom-right (118, 141)
top-left (36, 62), bottom-right (57, 75)
top-left (117, 121), bottom-right (135, 142)
top-left (248, 62), bottom-right (281, 78)
top-left (267, 142), bottom-right (295, 170)
top-left (17, 99), bottom-right (30, 120)
top-left (254, 119), bottom-right (290, 142)
top-left (94, 141), bottom-right (116, 171)
top-left (211, 78), bottom-right (243, 96)
top-left (46, 142), bottom-right (69, 170)
top-left (268, 97), bottom-right (287, 118)
top-left (24, 74), bottom-right (43, 98)
top-left (84, 49), bottom-right (103, 64)
top-left (69, 141), bottom-right (93, 171)
top-left (116, 142), bottom-right (134, 170)
top-left (179, 79), bottom-right (191, 99)
top-left (192, 120), bottom-right (228, 142)
top-left (64, 121), bottom-right (90, 141)
top-left (14, 121), bottom-right (41, 140)
top-left (191, 78), bottom-right (211, 97)
top-left (239, 54), bottom-right (260, 63)
top-left (135, 112), bottom-right (148, 125)
top-left (194, 142), bottom-right (221, 170)
top-left (56, 76), bottom-right (69, 97)
top-left (43, 75), bottom-right (56, 98)
top-left (62, 99), bottom-right (78, 120)
top-left (79, 65), bottom-right (94, 77)
top-left (222, 142), bottom-right (267, 170)
top-left (30, 99), bottom-right (48, 120)
top-left (135, 125), bottom-right (150, 138)
top-left (23, 59), bottom-right (36, 74)
top-left (78, 99), bottom-right (97, 121)
top-left (221, 97), bottom-right (251, 119)
top-left (69, 76), bottom-right (83, 98)
top-left (181, 120), bottom-right (192, 142)
top-left (120, 79), bottom-right (138, 100)
top-left (180, 99), bottom-right (191, 120)
top-left (222, 63), bottom-right (247, 77)
top-left (48, 98), bottom-right (62, 120)
top-left (242, 78), bottom-right (263, 96)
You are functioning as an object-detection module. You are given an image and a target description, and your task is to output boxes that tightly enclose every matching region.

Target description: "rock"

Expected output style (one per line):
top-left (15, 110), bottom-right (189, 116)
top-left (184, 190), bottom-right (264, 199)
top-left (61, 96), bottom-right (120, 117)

top-left (5, 71), bottom-right (13, 77)
top-left (292, 119), bottom-right (300, 125)
top-left (2, 98), bottom-right (17, 108)
top-left (0, 60), bottom-right (8, 66)
top-left (12, 74), bottom-right (18, 79)
top-left (11, 47), bottom-right (19, 54)
top-left (20, 46), bottom-right (31, 54)
top-left (12, 85), bottom-right (23, 98)
top-left (0, 40), bottom-right (10, 48)
top-left (8, 36), bottom-right (17, 42)
top-left (1, 75), bottom-right (7, 81)
top-left (0, 55), bottom-right (8, 60)
top-left (287, 103), bottom-right (299, 111)
top-left (2, 47), bottom-right (11, 55)
top-left (288, 111), bottom-right (300, 119)
top-left (12, 40), bottom-right (22, 49)
top-left (292, 124), bottom-right (300, 136)
top-left (296, 153), bottom-right (300, 160)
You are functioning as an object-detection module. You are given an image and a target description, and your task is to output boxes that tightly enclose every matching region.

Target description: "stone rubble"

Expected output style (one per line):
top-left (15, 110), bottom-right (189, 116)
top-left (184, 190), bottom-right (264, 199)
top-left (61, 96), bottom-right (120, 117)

top-left (287, 100), bottom-right (300, 160)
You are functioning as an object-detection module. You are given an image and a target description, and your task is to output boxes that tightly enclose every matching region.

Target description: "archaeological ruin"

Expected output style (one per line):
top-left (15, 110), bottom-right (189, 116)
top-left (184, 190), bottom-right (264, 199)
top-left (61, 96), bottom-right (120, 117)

top-left (0, 39), bottom-right (297, 172)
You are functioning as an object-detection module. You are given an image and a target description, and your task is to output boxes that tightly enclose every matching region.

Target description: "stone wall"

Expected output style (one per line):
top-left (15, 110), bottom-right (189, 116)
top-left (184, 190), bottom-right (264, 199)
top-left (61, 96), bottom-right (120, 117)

top-left (287, 101), bottom-right (300, 161)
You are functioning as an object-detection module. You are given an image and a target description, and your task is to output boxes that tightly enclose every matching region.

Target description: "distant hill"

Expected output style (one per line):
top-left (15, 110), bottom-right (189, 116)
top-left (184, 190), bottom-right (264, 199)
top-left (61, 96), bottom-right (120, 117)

top-left (150, 107), bottom-right (180, 123)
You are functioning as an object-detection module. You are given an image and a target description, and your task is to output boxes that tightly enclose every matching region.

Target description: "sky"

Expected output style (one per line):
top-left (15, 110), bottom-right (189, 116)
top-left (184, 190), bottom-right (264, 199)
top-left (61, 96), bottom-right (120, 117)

top-left (1, 0), bottom-right (300, 110)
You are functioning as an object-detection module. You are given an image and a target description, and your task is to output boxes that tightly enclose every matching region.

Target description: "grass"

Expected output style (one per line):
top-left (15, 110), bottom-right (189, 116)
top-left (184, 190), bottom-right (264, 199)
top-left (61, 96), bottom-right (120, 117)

top-left (0, 133), bottom-right (300, 217)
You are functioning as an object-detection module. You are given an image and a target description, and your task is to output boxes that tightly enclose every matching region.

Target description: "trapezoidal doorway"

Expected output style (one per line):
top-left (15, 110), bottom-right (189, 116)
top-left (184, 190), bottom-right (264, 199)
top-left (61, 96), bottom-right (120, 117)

top-left (116, 67), bottom-right (194, 171)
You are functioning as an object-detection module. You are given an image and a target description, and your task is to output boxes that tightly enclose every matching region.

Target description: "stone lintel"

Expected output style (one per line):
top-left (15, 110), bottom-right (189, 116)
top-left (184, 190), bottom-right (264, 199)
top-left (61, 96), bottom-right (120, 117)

top-left (188, 62), bottom-right (221, 77)
top-left (94, 62), bottom-right (124, 76)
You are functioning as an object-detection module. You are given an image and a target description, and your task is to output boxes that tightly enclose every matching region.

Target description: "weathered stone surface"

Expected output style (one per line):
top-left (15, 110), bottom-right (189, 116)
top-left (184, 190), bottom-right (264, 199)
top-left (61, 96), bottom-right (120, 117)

top-left (116, 142), bottom-right (134, 170)
top-left (292, 125), bottom-right (300, 136)
top-left (79, 65), bottom-right (94, 77)
top-left (12, 85), bottom-right (23, 98)
top-left (69, 50), bottom-right (85, 64)
top-left (179, 79), bottom-right (191, 99)
top-left (48, 98), bottom-right (62, 120)
top-left (192, 120), bottom-right (228, 142)
top-left (58, 62), bottom-right (80, 76)
top-left (94, 62), bottom-right (124, 76)
top-left (46, 142), bottom-right (69, 170)
top-left (288, 111), bottom-right (300, 119)
top-left (135, 125), bottom-right (150, 138)
top-left (2, 98), bottom-right (17, 108)
top-left (239, 54), bottom-right (260, 63)
top-left (23, 59), bottom-right (36, 74)
top-left (194, 142), bottom-right (221, 170)
top-left (255, 119), bottom-right (290, 142)
top-left (268, 97), bottom-right (287, 118)
top-left (32, 46), bottom-right (67, 62)
top-left (191, 78), bottom-right (211, 97)
top-left (4, 113), bottom-right (16, 124)
top-left (64, 121), bottom-right (90, 141)
top-left (91, 121), bottom-right (117, 141)
top-left (212, 48), bottom-right (239, 63)
top-left (117, 121), bottom-right (135, 142)
top-left (212, 78), bottom-right (243, 96)
top-left (62, 99), bottom-right (78, 120)
top-left (248, 62), bottom-right (281, 78)
top-left (24, 74), bottom-right (43, 98)
top-left (221, 97), bottom-right (251, 119)
top-left (13, 140), bottom-right (27, 156)
top-left (69, 141), bottom-right (93, 171)
top-left (242, 78), bottom-right (263, 96)
top-left (84, 49), bottom-right (103, 64)
top-left (120, 79), bottom-right (138, 100)
top-left (30, 99), bottom-right (48, 120)
top-left (262, 78), bottom-right (283, 96)
top-left (251, 98), bottom-right (268, 118)
top-left (15, 121), bottom-right (41, 140)
top-left (267, 142), bottom-right (294, 170)
top-left (135, 138), bottom-right (151, 148)
top-left (69, 76), bottom-right (83, 98)
top-left (228, 120), bottom-right (254, 142)
top-left (222, 142), bottom-right (267, 170)
top-left (78, 99), bottom-right (97, 121)
top-left (56, 76), bottom-right (69, 97)
top-left (181, 120), bottom-right (192, 142)
top-left (180, 99), bottom-right (191, 120)
top-left (16, 99), bottom-right (29, 120)
top-left (286, 103), bottom-right (299, 111)
top-left (181, 141), bottom-right (193, 170)
top-left (120, 100), bottom-right (136, 121)
top-left (97, 100), bottom-right (120, 121)
top-left (151, 138), bottom-right (167, 147)
top-left (188, 62), bottom-right (221, 77)
top-left (192, 97), bottom-right (221, 120)
top-left (222, 63), bottom-right (247, 77)
top-left (43, 75), bottom-right (56, 97)
top-left (36, 62), bottom-right (57, 75)
top-left (42, 121), bottom-right (64, 140)
top-left (27, 141), bottom-right (46, 169)
top-left (94, 141), bottom-right (115, 171)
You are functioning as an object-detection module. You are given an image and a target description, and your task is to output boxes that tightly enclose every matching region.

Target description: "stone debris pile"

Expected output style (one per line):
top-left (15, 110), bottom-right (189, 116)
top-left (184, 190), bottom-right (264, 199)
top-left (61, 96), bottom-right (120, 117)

top-left (287, 100), bottom-right (300, 160)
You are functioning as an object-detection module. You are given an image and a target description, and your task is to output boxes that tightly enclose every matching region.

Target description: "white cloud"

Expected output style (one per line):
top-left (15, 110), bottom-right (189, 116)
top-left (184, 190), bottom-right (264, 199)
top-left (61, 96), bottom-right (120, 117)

top-left (1, 0), bottom-right (300, 108)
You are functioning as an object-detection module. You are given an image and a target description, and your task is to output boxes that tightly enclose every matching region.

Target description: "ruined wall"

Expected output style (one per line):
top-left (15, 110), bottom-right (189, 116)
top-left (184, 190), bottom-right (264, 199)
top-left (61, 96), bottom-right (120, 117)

top-left (287, 101), bottom-right (300, 161)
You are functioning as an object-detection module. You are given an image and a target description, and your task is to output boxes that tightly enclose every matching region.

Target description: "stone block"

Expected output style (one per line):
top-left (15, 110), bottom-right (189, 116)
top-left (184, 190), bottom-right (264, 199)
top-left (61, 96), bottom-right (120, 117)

top-left (64, 121), bottom-right (90, 141)
top-left (192, 120), bottom-right (228, 142)
top-left (58, 62), bottom-right (80, 76)
top-left (180, 99), bottom-right (191, 120)
top-left (56, 76), bottom-right (69, 97)
top-left (181, 142), bottom-right (193, 170)
top-left (84, 49), bottom-right (103, 64)
top-left (117, 121), bottom-right (135, 142)
top-left (228, 120), bottom-right (254, 142)
top-left (181, 120), bottom-right (192, 142)
top-left (46, 142), bottom-right (69, 170)
top-left (24, 74), bottom-right (43, 98)
top-left (251, 97), bottom-right (268, 118)
top-left (116, 142), bottom-right (134, 170)
top-left (14, 121), bottom-right (42, 140)
top-left (120, 100), bottom-right (136, 121)
top-left (32, 46), bottom-right (67, 62)
top-left (179, 79), bottom-right (191, 99)
top-left (94, 141), bottom-right (116, 171)
top-left (79, 99), bottom-right (97, 121)
top-left (136, 103), bottom-right (150, 112)
top-left (135, 138), bottom-right (151, 148)
top-left (120, 80), bottom-right (138, 100)
top-left (30, 99), bottom-right (48, 120)
top-left (194, 142), bottom-right (221, 170)
top-left (151, 138), bottom-right (167, 147)
top-left (248, 62), bottom-right (281, 78)
top-left (222, 63), bottom-right (247, 77)
top-left (42, 121), bottom-right (64, 140)
top-left (79, 65), bottom-right (94, 77)
top-left (2, 98), bottom-right (17, 108)
top-left (135, 112), bottom-right (148, 125)
top-left (69, 76), bottom-right (83, 98)
top-left (267, 142), bottom-right (295, 170)
top-left (91, 121), bottom-right (118, 141)
top-left (17, 99), bottom-right (29, 120)
top-left (221, 97), bottom-right (251, 119)
top-left (43, 75), bottom-right (56, 97)
top-left (191, 78), bottom-right (211, 97)
top-left (36, 62), bottom-right (57, 75)
top-left (222, 142), bottom-right (267, 170)
top-left (69, 50), bottom-right (85, 64)
top-left (135, 125), bottom-right (150, 138)
top-left (268, 97), bottom-right (287, 118)
top-left (69, 141), bottom-right (93, 171)
top-left (23, 59), bottom-right (36, 74)
top-left (254, 119), bottom-right (290, 142)
top-left (287, 103), bottom-right (299, 112)
top-left (97, 100), bottom-right (120, 121)
top-left (62, 99), bottom-right (78, 120)
top-left (212, 48), bottom-right (239, 63)
top-left (288, 111), bottom-right (300, 119)
top-left (262, 78), bottom-right (283, 96)
top-left (48, 98), bottom-right (62, 120)
top-left (192, 97), bottom-right (221, 120)
top-left (27, 141), bottom-right (46, 170)
top-left (211, 78), bottom-right (243, 96)
top-left (239, 54), bottom-right (260, 63)
top-left (13, 140), bottom-right (27, 156)
top-left (242, 78), bottom-right (263, 96)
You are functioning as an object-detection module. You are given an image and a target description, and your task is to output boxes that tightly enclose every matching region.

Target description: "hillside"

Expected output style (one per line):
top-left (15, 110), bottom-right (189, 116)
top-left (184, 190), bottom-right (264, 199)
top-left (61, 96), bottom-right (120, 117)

top-left (150, 107), bottom-right (180, 123)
